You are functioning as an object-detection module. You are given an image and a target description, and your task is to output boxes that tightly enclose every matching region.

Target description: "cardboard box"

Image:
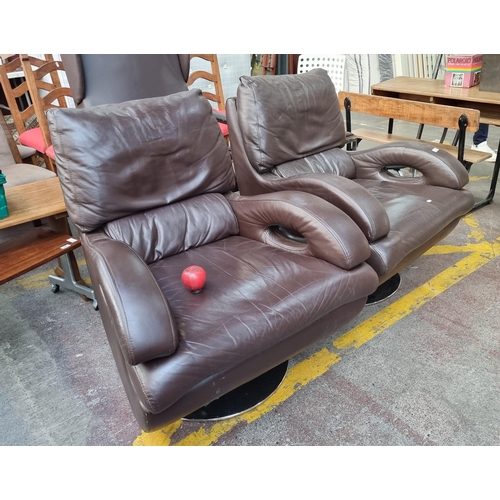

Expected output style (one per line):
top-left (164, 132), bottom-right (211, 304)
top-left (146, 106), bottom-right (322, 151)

top-left (479, 55), bottom-right (500, 92)
top-left (445, 54), bottom-right (482, 88)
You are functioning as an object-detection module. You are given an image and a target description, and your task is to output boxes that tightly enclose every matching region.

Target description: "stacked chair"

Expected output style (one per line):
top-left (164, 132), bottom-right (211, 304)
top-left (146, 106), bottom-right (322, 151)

top-left (0, 112), bottom-right (55, 186)
top-left (19, 54), bottom-right (74, 173)
top-left (0, 54), bottom-right (44, 165)
top-left (187, 54), bottom-right (229, 143)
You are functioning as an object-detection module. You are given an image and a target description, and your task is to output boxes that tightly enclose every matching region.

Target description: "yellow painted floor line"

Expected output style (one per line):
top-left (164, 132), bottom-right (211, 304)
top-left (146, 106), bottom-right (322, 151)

top-left (134, 349), bottom-right (341, 446)
top-left (334, 241), bottom-right (499, 350)
top-left (469, 176), bottom-right (493, 181)
top-left (424, 242), bottom-right (488, 255)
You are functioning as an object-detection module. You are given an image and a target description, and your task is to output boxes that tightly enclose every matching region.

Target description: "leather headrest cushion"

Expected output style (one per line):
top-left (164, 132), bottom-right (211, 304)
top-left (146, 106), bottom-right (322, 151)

top-left (47, 90), bottom-right (235, 232)
top-left (236, 69), bottom-right (346, 171)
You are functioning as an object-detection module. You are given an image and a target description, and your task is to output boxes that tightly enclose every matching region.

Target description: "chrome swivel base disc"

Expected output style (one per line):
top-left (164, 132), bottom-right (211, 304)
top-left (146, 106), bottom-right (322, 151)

top-left (182, 361), bottom-right (289, 422)
top-left (366, 273), bottom-right (401, 305)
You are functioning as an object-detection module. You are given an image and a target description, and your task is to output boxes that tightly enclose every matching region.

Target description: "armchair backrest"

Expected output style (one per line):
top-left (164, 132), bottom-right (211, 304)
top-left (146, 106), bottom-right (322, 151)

top-left (47, 89), bottom-right (236, 233)
top-left (0, 55), bottom-right (37, 137)
top-left (61, 54), bottom-right (191, 108)
top-left (20, 54), bottom-right (73, 172)
top-left (234, 68), bottom-right (346, 173)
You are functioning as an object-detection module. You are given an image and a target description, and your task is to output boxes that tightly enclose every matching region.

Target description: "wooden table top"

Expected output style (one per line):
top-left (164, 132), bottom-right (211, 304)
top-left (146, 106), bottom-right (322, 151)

top-left (0, 177), bottom-right (66, 230)
top-left (372, 76), bottom-right (500, 104)
top-left (371, 77), bottom-right (500, 126)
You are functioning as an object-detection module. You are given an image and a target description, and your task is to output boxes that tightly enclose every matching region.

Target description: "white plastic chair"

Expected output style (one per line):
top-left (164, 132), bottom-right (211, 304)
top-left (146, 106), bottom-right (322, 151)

top-left (297, 54), bottom-right (346, 91)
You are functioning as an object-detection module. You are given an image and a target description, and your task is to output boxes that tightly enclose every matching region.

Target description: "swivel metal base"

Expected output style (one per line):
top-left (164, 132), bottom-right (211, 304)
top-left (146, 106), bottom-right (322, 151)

top-left (183, 360), bottom-right (289, 421)
top-left (366, 273), bottom-right (401, 305)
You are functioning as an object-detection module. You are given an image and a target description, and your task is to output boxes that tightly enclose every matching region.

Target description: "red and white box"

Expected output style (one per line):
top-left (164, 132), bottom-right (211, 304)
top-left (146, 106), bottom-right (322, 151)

top-left (445, 54), bottom-right (483, 88)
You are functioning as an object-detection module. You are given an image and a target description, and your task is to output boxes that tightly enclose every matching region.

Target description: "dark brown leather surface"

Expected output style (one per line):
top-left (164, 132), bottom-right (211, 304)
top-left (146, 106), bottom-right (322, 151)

top-left (140, 236), bottom-right (378, 414)
top-left (236, 69), bottom-right (346, 172)
top-left (82, 231), bottom-right (179, 366)
top-left (61, 54), bottom-right (190, 108)
top-left (47, 90), bottom-right (235, 232)
top-left (350, 142), bottom-right (471, 189)
top-left (105, 193), bottom-right (239, 264)
top-left (110, 298), bottom-right (369, 431)
top-left (274, 148), bottom-right (356, 178)
top-left (50, 89), bottom-right (380, 430)
top-left (226, 190), bottom-right (372, 269)
top-left (228, 71), bottom-right (476, 284)
top-left (353, 179), bottom-right (474, 276)
top-left (252, 174), bottom-right (391, 243)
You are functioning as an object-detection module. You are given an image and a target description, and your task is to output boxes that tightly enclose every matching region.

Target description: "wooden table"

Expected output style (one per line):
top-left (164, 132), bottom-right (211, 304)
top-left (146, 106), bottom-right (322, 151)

top-left (371, 77), bottom-right (500, 210)
top-left (0, 177), bottom-right (95, 304)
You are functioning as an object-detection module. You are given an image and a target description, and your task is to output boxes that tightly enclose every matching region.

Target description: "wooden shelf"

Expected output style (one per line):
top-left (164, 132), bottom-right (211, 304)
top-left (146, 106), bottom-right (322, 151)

top-left (0, 227), bottom-right (81, 285)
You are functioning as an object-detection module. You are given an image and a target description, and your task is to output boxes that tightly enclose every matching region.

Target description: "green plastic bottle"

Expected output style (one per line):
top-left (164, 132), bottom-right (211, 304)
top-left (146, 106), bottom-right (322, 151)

top-left (0, 170), bottom-right (9, 220)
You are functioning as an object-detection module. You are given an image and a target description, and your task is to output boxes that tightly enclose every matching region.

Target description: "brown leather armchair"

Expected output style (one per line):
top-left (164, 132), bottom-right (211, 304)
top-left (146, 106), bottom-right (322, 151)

top-left (226, 69), bottom-right (476, 292)
top-left (47, 89), bottom-right (379, 432)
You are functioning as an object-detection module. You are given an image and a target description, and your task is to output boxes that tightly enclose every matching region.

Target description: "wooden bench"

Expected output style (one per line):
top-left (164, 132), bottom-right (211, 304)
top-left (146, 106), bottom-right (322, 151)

top-left (338, 91), bottom-right (492, 169)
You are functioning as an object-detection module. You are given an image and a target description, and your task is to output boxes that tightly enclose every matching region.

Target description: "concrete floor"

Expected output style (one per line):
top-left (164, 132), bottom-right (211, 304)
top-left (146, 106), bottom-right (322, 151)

top-left (1, 111), bottom-right (500, 448)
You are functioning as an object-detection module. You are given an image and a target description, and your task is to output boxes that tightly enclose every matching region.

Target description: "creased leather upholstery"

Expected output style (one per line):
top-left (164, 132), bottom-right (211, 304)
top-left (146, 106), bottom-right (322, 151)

top-left (48, 90), bottom-right (379, 431)
top-left (140, 238), bottom-right (376, 415)
top-left (105, 193), bottom-right (239, 264)
top-left (350, 142), bottom-right (470, 189)
top-left (237, 70), bottom-right (346, 172)
top-left (274, 147), bottom-right (356, 178)
top-left (226, 191), bottom-right (371, 269)
top-left (227, 69), bottom-right (476, 284)
top-left (82, 231), bottom-right (179, 366)
top-left (47, 90), bottom-right (235, 232)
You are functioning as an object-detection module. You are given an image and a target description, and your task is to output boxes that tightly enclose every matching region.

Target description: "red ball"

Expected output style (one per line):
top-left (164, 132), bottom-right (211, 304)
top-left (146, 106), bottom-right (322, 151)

top-left (181, 265), bottom-right (207, 293)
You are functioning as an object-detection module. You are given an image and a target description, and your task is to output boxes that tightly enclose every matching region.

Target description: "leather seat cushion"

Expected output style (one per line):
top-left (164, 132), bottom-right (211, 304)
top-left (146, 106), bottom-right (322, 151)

top-left (354, 179), bottom-right (475, 276)
top-left (137, 235), bottom-right (378, 414)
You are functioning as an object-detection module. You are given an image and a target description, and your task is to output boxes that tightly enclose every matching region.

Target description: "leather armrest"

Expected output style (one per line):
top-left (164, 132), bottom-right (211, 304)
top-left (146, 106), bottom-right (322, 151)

top-left (349, 141), bottom-right (470, 189)
top-left (264, 174), bottom-right (390, 242)
top-left (82, 231), bottom-right (178, 365)
top-left (226, 191), bottom-right (371, 270)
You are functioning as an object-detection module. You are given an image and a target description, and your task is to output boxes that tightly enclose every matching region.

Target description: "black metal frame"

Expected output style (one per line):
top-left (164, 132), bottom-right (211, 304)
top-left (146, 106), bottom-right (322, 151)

top-left (470, 140), bottom-right (500, 211)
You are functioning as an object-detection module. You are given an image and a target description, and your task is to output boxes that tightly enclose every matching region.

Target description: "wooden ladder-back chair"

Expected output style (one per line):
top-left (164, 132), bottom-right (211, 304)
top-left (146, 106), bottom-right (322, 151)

top-left (20, 54), bottom-right (74, 173)
top-left (188, 54), bottom-right (229, 143)
top-left (0, 111), bottom-right (56, 187)
top-left (0, 54), bottom-right (49, 166)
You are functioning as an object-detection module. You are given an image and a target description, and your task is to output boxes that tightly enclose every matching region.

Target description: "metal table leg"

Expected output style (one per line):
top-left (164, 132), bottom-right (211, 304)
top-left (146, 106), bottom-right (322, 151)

top-left (48, 252), bottom-right (97, 309)
top-left (470, 137), bottom-right (500, 212)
